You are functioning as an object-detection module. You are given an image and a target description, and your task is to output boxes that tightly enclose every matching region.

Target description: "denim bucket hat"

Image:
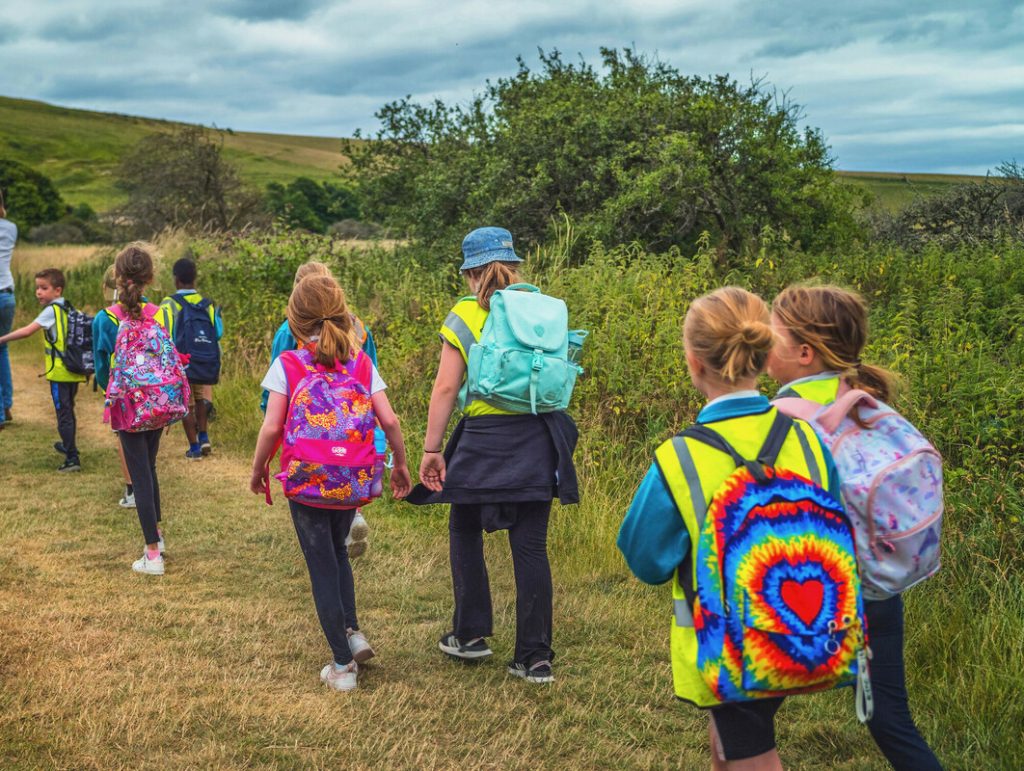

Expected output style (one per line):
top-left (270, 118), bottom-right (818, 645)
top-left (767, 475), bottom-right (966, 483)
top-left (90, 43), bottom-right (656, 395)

top-left (460, 226), bottom-right (523, 271)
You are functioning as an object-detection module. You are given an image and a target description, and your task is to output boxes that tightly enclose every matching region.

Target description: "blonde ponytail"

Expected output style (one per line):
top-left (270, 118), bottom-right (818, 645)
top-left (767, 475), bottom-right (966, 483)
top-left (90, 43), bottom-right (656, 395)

top-left (684, 286), bottom-right (774, 383)
top-left (287, 275), bottom-right (358, 368)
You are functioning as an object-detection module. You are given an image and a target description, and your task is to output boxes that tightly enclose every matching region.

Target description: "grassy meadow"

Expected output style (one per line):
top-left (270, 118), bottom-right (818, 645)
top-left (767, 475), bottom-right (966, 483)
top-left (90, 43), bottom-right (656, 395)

top-left (0, 231), bottom-right (1021, 769)
top-left (0, 96), bottom-right (348, 212)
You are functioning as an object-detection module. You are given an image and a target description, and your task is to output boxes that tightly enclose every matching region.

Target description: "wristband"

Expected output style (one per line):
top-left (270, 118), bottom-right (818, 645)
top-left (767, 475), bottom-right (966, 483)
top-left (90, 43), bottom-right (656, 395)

top-left (423, 448), bottom-right (443, 454)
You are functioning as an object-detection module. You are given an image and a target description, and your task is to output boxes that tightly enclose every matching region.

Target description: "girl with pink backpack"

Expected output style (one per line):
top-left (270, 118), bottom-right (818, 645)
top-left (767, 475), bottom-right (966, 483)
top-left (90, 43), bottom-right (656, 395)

top-left (768, 285), bottom-right (942, 770)
top-left (249, 274), bottom-right (411, 692)
top-left (97, 244), bottom-right (190, 576)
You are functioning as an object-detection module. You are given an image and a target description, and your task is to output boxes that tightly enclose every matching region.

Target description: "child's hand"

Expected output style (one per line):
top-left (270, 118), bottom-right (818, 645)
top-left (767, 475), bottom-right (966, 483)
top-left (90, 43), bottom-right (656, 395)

top-left (389, 464), bottom-right (412, 499)
top-left (249, 466), bottom-right (269, 496)
top-left (419, 453), bottom-right (446, 492)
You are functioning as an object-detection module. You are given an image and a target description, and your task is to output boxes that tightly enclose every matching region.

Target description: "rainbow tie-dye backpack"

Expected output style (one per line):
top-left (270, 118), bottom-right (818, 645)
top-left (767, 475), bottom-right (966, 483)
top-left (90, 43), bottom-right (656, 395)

top-left (272, 348), bottom-right (383, 509)
top-left (681, 413), bottom-right (873, 720)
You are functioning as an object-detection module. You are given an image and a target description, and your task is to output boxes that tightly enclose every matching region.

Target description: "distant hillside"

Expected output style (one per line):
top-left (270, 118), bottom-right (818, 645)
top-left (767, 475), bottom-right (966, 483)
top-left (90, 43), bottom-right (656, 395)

top-left (0, 95), bottom-right (987, 215)
top-left (0, 96), bottom-right (348, 212)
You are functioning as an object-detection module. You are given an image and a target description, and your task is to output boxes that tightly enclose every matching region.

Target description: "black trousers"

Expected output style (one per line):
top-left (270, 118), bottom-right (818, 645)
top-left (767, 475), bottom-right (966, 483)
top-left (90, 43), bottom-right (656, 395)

top-left (863, 595), bottom-right (942, 770)
top-left (118, 429), bottom-right (163, 544)
top-left (289, 502), bottom-right (359, 666)
top-left (449, 500), bottom-right (554, 666)
top-left (50, 381), bottom-right (79, 461)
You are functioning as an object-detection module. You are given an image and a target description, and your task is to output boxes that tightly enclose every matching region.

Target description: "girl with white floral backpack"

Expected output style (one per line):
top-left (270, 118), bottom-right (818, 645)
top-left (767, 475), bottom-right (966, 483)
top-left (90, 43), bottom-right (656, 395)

top-left (768, 284), bottom-right (942, 771)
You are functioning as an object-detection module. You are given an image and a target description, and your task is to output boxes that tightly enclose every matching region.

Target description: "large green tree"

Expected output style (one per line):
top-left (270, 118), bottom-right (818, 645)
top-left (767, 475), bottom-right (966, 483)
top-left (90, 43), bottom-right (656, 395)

top-left (0, 159), bottom-right (65, 230)
top-left (348, 48), bottom-right (859, 256)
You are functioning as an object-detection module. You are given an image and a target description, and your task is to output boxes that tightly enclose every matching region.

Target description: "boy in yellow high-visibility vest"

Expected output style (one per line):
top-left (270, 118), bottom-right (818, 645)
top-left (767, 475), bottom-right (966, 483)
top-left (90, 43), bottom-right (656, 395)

top-left (0, 268), bottom-right (87, 471)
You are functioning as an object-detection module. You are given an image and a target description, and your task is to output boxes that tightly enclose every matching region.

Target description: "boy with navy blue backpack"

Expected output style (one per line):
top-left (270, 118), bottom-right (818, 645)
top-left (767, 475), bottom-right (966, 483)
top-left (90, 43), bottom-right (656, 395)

top-left (159, 257), bottom-right (223, 460)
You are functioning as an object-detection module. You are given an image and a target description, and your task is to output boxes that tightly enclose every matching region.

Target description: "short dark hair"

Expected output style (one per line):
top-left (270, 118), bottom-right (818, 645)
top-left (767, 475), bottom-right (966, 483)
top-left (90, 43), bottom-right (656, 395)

top-left (173, 257), bottom-right (197, 285)
top-left (35, 268), bottom-right (66, 290)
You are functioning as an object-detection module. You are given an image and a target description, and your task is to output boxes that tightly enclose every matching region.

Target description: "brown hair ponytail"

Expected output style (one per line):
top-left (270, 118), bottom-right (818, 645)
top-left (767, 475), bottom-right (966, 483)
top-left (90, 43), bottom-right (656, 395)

top-left (114, 242), bottom-right (155, 320)
top-left (772, 284), bottom-right (896, 403)
top-left (287, 275), bottom-right (358, 368)
top-left (684, 286), bottom-right (774, 383)
top-left (465, 261), bottom-right (521, 311)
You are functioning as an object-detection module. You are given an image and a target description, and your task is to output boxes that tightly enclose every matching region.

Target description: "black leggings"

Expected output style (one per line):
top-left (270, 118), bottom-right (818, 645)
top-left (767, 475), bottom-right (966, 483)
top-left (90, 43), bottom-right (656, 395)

top-left (118, 429), bottom-right (162, 544)
top-left (289, 502), bottom-right (359, 666)
top-left (449, 500), bottom-right (554, 665)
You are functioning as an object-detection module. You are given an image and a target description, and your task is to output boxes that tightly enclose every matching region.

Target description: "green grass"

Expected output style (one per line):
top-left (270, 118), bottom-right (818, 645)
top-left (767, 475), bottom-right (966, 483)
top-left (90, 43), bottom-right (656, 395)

top-left (836, 171), bottom-right (986, 212)
top-left (0, 96), bottom-right (349, 212)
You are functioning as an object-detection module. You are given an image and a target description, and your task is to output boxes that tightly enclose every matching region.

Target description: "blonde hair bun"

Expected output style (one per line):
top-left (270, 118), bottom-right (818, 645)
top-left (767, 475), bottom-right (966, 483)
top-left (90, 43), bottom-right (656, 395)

top-left (684, 286), bottom-right (773, 383)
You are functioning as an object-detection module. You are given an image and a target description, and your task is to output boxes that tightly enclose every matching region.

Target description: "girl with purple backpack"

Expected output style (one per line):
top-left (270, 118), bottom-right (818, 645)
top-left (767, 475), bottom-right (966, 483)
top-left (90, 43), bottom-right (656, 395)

top-left (249, 274), bottom-right (411, 692)
top-left (768, 284), bottom-right (942, 770)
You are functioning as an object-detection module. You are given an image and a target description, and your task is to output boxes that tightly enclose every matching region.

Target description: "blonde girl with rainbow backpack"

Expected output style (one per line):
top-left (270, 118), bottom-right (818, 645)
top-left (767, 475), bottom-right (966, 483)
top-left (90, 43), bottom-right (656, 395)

top-left (249, 274), bottom-right (410, 692)
top-left (618, 286), bottom-right (862, 770)
top-left (768, 285), bottom-right (942, 771)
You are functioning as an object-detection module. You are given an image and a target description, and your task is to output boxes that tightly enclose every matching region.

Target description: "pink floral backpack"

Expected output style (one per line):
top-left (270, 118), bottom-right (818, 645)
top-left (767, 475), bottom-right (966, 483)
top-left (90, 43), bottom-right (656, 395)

top-left (106, 303), bottom-right (190, 432)
top-left (270, 347), bottom-right (383, 509)
top-left (774, 384), bottom-right (943, 600)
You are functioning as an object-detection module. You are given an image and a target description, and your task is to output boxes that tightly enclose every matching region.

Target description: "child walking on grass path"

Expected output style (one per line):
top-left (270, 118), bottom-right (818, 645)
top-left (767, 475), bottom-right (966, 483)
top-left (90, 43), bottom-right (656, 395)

top-left (97, 244), bottom-right (189, 576)
top-left (260, 261), bottom-right (381, 558)
top-left (249, 273), bottom-right (410, 692)
top-left (0, 267), bottom-right (87, 471)
top-left (618, 287), bottom-right (852, 770)
top-left (768, 285), bottom-right (942, 771)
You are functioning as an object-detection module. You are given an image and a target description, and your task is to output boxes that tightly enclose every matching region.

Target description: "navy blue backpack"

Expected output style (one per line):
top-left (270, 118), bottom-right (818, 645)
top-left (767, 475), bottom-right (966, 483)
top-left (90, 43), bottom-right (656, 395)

top-left (171, 297), bottom-right (221, 384)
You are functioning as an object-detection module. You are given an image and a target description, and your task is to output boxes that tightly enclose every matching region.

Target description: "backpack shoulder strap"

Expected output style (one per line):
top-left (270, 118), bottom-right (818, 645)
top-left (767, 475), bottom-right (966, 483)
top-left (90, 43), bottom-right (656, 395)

top-left (350, 350), bottom-right (372, 390)
top-left (772, 396), bottom-right (822, 423)
top-left (816, 389), bottom-right (878, 434)
top-left (681, 411), bottom-right (794, 484)
top-left (279, 349), bottom-right (311, 397)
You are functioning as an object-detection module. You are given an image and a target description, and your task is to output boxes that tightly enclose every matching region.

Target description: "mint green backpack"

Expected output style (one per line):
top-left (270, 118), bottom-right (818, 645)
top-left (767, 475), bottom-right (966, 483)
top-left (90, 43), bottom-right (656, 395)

top-left (463, 283), bottom-right (584, 414)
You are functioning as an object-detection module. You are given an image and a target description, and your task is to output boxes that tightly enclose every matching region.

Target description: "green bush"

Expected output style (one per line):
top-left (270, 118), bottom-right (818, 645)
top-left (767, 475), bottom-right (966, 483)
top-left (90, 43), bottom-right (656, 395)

top-left (0, 158), bottom-right (65, 230)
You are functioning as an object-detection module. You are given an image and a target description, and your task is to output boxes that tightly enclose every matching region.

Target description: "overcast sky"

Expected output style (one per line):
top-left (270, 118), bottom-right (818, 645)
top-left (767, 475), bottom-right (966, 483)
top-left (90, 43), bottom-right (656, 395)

top-left (3, 1), bottom-right (1022, 174)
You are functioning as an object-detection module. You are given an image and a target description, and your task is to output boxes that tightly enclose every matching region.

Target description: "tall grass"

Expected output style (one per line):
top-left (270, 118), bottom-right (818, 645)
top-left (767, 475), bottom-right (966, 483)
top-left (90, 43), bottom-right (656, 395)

top-left (47, 230), bottom-right (1024, 767)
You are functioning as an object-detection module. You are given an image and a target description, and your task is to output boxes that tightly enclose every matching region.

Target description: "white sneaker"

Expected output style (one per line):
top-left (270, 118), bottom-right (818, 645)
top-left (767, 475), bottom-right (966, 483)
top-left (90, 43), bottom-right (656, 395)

top-left (132, 552), bottom-right (164, 576)
top-left (320, 661), bottom-right (358, 692)
top-left (157, 531), bottom-right (165, 554)
top-left (346, 511), bottom-right (369, 558)
top-left (119, 491), bottom-right (136, 508)
top-left (347, 628), bottom-right (376, 663)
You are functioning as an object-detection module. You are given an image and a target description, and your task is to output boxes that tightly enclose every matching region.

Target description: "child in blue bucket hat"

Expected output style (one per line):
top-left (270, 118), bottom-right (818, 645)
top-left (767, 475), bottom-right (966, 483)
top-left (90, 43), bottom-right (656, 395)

top-left (407, 226), bottom-right (579, 684)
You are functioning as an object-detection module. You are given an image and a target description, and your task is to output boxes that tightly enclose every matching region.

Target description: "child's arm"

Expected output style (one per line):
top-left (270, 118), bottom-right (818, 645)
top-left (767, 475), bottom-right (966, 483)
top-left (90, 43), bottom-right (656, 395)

top-left (250, 391), bottom-right (287, 495)
top-left (0, 321), bottom-right (42, 346)
top-left (419, 343), bottom-right (465, 491)
top-left (617, 465), bottom-right (691, 585)
top-left (371, 390), bottom-right (410, 498)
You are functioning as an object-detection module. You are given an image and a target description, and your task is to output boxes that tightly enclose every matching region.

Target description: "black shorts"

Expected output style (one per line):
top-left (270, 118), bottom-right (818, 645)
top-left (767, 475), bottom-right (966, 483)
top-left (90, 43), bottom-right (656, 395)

top-left (710, 697), bottom-right (784, 761)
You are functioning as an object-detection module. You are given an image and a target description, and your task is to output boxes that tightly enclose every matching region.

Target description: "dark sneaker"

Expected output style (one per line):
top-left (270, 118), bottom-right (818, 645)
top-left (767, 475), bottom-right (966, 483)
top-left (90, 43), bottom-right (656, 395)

top-left (184, 448), bottom-right (203, 461)
top-left (439, 633), bottom-right (492, 660)
top-left (200, 440), bottom-right (212, 456)
top-left (54, 441), bottom-right (67, 455)
top-left (57, 458), bottom-right (81, 473)
top-left (4, 409), bottom-right (11, 422)
top-left (507, 660), bottom-right (554, 683)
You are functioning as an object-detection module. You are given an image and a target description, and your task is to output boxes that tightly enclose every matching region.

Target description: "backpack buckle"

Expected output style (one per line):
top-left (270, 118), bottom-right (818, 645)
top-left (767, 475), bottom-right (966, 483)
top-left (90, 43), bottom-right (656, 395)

top-left (531, 350), bottom-right (544, 371)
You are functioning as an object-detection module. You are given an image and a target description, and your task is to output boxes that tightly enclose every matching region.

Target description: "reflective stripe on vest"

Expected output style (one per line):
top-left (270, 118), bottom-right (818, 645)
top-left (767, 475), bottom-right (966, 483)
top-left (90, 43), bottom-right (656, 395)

top-left (443, 311), bottom-right (477, 358)
top-left (792, 421), bottom-right (823, 486)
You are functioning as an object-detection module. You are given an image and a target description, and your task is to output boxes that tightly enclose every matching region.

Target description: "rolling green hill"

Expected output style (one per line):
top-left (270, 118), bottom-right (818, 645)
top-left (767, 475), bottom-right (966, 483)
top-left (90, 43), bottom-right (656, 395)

top-left (0, 96), bottom-right (348, 212)
top-left (0, 95), bottom-right (985, 215)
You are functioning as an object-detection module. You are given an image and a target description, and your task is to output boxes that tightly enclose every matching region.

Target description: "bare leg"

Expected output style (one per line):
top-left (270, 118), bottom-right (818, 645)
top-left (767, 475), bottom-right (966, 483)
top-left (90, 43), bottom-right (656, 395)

top-left (117, 440), bottom-right (132, 484)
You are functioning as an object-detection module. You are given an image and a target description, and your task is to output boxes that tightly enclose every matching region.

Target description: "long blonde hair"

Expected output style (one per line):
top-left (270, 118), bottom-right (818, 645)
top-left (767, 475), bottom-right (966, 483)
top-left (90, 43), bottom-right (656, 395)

top-left (465, 261), bottom-right (521, 311)
top-left (684, 286), bottom-right (774, 383)
top-left (287, 275), bottom-right (358, 368)
top-left (772, 285), bottom-right (895, 403)
top-left (115, 242), bottom-right (155, 320)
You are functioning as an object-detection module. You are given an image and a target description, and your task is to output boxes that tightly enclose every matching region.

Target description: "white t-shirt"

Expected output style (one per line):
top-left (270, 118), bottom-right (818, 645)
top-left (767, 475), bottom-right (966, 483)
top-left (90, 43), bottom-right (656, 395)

top-left (0, 218), bottom-right (16, 291)
top-left (261, 354), bottom-right (386, 397)
top-left (33, 297), bottom-right (66, 332)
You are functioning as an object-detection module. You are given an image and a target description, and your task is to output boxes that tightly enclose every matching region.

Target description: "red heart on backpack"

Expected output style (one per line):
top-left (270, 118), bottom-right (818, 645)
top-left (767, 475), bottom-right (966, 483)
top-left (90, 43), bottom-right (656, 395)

top-left (780, 579), bottom-right (824, 626)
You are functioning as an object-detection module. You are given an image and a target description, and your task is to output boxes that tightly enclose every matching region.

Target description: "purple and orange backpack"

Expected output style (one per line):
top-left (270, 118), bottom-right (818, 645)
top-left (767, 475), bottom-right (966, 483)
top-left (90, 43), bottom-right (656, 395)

top-left (106, 303), bottom-right (190, 432)
top-left (269, 347), bottom-right (383, 509)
